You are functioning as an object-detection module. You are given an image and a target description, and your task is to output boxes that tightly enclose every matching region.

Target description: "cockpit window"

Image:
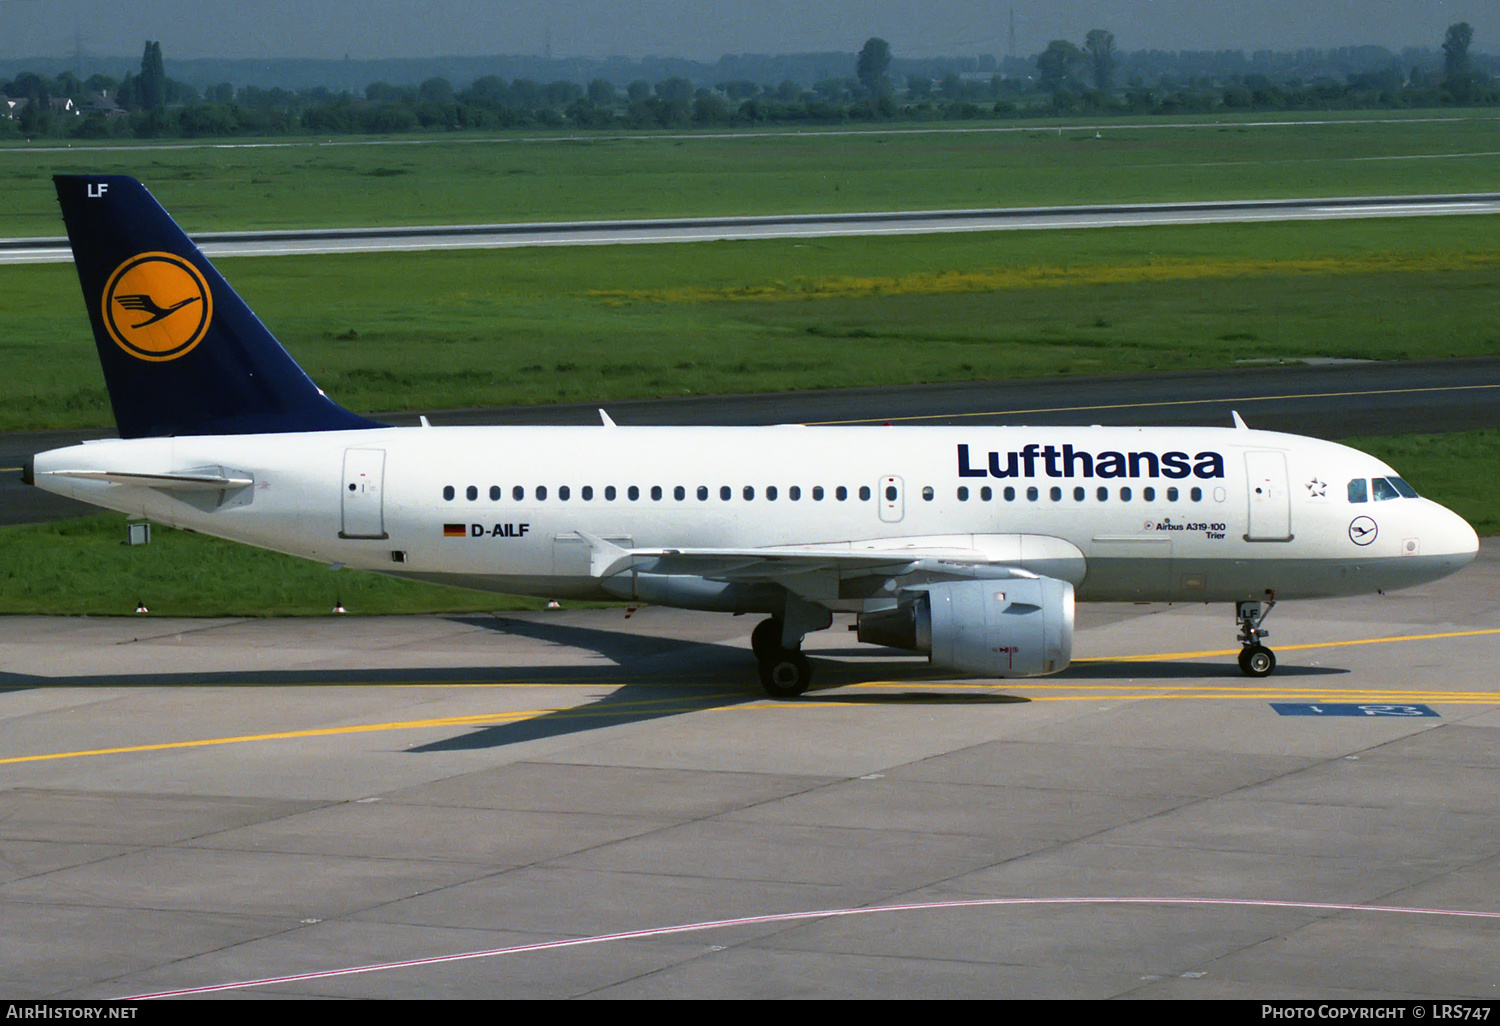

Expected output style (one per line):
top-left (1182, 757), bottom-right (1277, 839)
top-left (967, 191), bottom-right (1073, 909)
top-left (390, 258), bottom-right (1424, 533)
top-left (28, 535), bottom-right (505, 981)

top-left (1352, 476), bottom-right (1419, 502)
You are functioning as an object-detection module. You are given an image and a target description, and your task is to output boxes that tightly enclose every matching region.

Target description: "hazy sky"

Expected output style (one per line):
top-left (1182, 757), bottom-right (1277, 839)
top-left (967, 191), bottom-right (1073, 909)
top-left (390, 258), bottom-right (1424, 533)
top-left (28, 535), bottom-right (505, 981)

top-left (2, 1), bottom-right (1495, 61)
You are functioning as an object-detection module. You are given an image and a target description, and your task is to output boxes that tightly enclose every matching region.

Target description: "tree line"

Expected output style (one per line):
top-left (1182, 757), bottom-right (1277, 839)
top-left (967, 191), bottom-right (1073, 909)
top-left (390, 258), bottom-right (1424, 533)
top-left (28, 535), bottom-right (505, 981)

top-left (2, 27), bottom-right (1495, 141)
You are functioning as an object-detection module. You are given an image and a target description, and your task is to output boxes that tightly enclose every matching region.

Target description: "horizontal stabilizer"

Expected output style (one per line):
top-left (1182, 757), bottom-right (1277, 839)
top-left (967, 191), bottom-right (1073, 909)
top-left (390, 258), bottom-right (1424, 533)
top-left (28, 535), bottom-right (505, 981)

top-left (39, 467), bottom-right (254, 492)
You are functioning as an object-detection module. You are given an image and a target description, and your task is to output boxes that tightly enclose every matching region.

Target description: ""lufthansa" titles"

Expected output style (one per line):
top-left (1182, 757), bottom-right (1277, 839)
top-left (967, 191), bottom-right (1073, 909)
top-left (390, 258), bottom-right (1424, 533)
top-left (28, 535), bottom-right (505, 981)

top-left (957, 444), bottom-right (1225, 480)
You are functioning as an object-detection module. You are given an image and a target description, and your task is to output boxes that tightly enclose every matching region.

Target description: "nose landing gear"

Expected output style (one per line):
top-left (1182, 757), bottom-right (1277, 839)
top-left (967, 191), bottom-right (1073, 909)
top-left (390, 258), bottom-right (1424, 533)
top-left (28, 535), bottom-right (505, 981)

top-left (1236, 594), bottom-right (1277, 677)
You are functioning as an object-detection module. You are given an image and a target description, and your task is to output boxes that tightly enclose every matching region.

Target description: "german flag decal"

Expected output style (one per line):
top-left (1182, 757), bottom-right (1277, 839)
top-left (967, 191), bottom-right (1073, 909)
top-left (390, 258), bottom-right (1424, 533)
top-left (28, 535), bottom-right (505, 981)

top-left (443, 523), bottom-right (466, 537)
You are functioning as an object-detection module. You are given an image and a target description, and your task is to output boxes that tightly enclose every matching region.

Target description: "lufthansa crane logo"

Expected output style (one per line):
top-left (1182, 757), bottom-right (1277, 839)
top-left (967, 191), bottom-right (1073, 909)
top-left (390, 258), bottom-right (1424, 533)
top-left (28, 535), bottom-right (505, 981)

top-left (101, 252), bottom-right (212, 362)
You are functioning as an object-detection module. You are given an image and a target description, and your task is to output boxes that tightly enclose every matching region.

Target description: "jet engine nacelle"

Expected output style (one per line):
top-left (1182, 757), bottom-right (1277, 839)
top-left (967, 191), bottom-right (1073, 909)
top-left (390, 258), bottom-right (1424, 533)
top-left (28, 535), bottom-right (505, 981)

top-left (858, 576), bottom-right (1074, 677)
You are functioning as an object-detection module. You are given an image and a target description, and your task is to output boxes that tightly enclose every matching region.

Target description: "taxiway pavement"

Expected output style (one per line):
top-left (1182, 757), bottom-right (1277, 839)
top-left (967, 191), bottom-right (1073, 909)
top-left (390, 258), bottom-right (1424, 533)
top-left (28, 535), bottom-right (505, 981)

top-left (1, 543), bottom-right (1497, 998)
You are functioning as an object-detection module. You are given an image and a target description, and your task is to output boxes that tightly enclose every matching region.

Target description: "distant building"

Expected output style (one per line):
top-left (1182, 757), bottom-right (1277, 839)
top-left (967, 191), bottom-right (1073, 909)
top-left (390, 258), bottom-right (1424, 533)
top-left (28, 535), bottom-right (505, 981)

top-left (83, 90), bottom-right (125, 117)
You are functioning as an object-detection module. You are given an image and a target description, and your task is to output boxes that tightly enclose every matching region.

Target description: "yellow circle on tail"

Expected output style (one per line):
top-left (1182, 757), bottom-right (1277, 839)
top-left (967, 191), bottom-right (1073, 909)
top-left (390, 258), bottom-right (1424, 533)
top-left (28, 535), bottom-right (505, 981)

top-left (101, 252), bottom-right (213, 362)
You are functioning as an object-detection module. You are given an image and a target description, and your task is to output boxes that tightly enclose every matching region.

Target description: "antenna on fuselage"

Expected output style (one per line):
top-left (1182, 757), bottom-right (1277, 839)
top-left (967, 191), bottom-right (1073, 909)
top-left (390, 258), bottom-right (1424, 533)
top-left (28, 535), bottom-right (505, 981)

top-left (599, 409), bottom-right (617, 428)
top-left (1231, 410), bottom-right (1249, 430)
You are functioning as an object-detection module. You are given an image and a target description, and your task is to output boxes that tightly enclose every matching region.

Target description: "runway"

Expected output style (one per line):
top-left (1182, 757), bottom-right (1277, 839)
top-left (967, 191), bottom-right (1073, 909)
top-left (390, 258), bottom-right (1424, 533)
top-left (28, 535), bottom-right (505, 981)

top-left (4, 193), bottom-right (1499, 263)
top-left (1, 543), bottom-right (1497, 998)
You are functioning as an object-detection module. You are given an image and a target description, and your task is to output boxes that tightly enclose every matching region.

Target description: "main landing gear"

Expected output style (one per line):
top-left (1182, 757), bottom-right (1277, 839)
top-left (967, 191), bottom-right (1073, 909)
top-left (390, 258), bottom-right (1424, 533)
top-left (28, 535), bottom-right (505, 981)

top-left (750, 595), bottom-right (832, 699)
top-left (1235, 594), bottom-right (1277, 677)
top-left (751, 617), bottom-right (814, 698)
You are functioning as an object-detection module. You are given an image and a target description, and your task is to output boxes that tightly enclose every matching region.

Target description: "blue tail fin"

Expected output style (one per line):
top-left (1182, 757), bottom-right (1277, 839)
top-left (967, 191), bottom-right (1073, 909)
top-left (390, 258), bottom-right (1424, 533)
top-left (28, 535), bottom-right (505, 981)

top-left (54, 174), bottom-right (382, 438)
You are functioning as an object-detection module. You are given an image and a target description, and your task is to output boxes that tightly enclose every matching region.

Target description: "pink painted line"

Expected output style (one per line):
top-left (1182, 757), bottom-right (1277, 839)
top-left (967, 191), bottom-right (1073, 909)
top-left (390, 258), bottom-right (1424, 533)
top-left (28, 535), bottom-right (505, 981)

top-left (121, 895), bottom-right (1500, 999)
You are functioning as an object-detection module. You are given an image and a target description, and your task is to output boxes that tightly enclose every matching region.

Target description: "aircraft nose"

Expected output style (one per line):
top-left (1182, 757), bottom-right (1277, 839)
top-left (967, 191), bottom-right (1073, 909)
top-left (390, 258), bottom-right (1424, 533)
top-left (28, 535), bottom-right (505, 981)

top-left (1433, 502), bottom-right (1480, 567)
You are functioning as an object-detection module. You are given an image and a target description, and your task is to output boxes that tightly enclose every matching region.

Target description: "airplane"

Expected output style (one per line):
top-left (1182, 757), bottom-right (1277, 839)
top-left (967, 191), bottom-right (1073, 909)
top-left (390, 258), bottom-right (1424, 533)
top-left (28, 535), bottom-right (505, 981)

top-left (24, 174), bottom-right (1481, 697)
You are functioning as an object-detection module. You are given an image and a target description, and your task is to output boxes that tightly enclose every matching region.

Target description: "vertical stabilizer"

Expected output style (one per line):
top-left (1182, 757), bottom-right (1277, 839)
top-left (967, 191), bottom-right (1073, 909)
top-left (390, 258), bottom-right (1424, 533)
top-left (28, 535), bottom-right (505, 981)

top-left (54, 174), bottom-right (382, 438)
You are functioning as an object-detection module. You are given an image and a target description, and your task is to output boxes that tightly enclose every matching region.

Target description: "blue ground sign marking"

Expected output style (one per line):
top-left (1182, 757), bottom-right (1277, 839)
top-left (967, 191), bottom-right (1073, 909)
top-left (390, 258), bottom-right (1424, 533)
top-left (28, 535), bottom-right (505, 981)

top-left (1272, 703), bottom-right (1439, 717)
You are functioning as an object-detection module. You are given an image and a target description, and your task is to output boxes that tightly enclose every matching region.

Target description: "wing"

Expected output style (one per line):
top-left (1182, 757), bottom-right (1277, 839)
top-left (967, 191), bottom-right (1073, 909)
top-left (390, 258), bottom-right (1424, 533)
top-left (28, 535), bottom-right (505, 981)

top-left (574, 530), bottom-right (1085, 601)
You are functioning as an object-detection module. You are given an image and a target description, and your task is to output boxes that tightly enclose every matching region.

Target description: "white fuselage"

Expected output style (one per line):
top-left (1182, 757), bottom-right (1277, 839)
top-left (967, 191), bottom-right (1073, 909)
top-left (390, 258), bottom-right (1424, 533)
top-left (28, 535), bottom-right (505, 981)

top-left (33, 423), bottom-right (1480, 608)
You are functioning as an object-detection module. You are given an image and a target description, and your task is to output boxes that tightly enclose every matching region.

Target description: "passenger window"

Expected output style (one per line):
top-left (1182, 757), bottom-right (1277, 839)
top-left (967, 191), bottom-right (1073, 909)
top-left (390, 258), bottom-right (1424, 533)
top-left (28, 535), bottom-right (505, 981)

top-left (1006, 486), bottom-right (1016, 501)
top-left (1120, 487), bottom-right (1131, 501)
top-left (957, 487), bottom-right (969, 501)
top-left (558, 486), bottom-right (570, 501)
top-left (1026, 486), bottom-right (1038, 501)
top-left (697, 486), bottom-right (708, 501)
top-left (443, 485), bottom-right (455, 501)
top-left (1166, 487), bottom-right (1178, 502)
top-left (744, 486), bottom-right (755, 500)
top-left (922, 486), bottom-right (934, 501)
top-left (513, 485), bottom-right (524, 501)
top-left (628, 486), bottom-right (640, 501)
top-left (981, 486), bottom-right (992, 501)
top-left (650, 486), bottom-right (662, 501)
top-left (1073, 487), bottom-right (1085, 501)
top-left (466, 485), bottom-right (478, 501)
top-left (1143, 487), bottom-right (1155, 501)
top-left (489, 485), bottom-right (501, 501)
top-left (1190, 487), bottom-right (1202, 502)
top-left (673, 485), bottom-right (685, 501)
top-left (789, 486), bottom-right (801, 500)
top-left (536, 486), bottom-right (547, 501)
top-left (1050, 486), bottom-right (1062, 501)
top-left (605, 485), bottom-right (617, 501)
top-left (767, 486), bottom-right (778, 501)
top-left (836, 486), bottom-right (848, 501)
top-left (859, 486), bottom-right (871, 501)
top-left (582, 486), bottom-right (594, 501)
top-left (720, 485), bottom-right (731, 501)
top-left (812, 486), bottom-right (824, 500)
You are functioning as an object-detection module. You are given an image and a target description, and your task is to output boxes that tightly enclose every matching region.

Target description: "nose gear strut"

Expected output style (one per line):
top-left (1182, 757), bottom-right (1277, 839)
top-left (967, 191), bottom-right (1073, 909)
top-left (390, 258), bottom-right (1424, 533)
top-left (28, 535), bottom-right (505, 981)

top-left (1236, 593), bottom-right (1277, 677)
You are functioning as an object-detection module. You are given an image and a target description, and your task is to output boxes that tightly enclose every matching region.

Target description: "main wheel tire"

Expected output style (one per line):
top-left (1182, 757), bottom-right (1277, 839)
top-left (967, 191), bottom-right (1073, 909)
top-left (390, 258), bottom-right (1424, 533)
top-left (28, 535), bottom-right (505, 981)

top-left (751, 618), bottom-right (784, 660)
top-left (758, 650), bottom-right (812, 698)
top-left (1238, 644), bottom-right (1276, 678)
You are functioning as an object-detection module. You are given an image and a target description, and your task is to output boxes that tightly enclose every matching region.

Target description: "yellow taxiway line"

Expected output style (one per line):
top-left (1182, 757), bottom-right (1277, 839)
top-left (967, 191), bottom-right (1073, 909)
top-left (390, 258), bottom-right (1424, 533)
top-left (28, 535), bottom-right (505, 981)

top-left (4, 626), bottom-right (1497, 766)
top-left (1071, 626), bottom-right (1500, 664)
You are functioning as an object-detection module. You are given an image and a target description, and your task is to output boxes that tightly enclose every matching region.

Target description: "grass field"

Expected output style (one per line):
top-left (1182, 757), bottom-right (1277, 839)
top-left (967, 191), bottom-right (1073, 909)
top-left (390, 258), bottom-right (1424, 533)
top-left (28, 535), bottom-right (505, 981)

top-left (3, 111), bottom-right (1500, 234)
top-left (3, 213), bottom-right (1498, 430)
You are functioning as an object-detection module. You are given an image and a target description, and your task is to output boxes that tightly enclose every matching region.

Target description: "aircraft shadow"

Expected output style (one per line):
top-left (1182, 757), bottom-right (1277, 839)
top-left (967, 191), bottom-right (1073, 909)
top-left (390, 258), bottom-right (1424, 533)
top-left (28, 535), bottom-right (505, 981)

top-left (0, 616), bottom-right (1353, 754)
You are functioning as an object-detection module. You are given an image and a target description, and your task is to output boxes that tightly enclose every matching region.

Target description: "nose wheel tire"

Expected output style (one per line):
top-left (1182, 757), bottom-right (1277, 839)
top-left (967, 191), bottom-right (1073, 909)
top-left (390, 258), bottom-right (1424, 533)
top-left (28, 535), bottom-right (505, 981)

top-left (758, 650), bottom-right (813, 698)
top-left (1238, 644), bottom-right (1276, 678)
